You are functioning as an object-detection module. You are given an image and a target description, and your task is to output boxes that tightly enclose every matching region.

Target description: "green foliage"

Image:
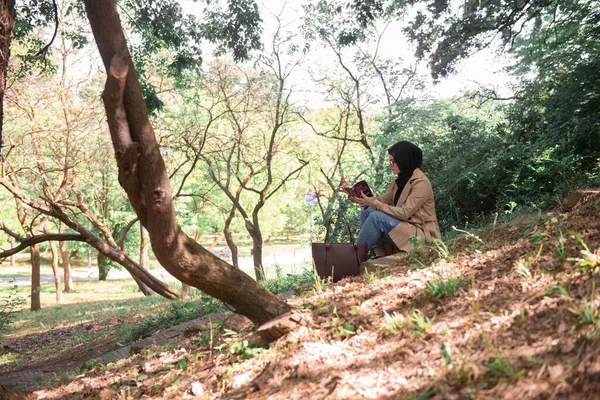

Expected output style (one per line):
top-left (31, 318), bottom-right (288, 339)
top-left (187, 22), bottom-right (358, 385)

top-left (409, 309), bottom-right (434, 336)
top-left (555, 230), bottom-right (567, 266)
top-left (0, 285), bottom-right (26, 338)
top-left (364, 266), bottom-right (390, 283)
top-left (484, 355), bottom-right (524, 385)
top-left (441, 342), bottom-right (452, 366)
top-left (199, 0), bottom-right (263, 62)
top-left (220, 329), bottom-right (263, 359)
top-left (229, 339), bottom-right (263, 359)
top-left (331, 322), bottom-right (358, 338)
top-left (425, 274), bottom-right (462, 299)
top-left (568, 235), bottom-right (600, 275)
top-left (259, 267), bottom-right (314, 295)
top-left (121, 296), bottom-right (224, 343)
top-left (555, 285), bottom-right (598, 328)
top-left (310, 265), bottom-right (330, 294)
top-left (80, 358), bottom-right (98, 374)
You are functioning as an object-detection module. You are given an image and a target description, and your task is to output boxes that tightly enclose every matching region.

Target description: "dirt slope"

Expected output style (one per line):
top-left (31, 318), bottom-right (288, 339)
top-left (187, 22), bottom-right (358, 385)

top-left (6, 191), bottom-right (600, 399)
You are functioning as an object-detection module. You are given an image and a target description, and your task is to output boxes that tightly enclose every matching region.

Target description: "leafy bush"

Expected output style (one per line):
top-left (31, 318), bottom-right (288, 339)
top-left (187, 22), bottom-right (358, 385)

top-left (0, 285), bottom-right (26, 338)
top-left (260, 267), bottom-right (315, 295)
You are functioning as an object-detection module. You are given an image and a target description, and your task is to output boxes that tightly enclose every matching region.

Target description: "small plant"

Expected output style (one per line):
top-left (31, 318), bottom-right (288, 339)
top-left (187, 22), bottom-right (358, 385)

top-left (364, 266), bottom-right (389, 283)
top-left (446, 363), bottom-right (475, 389)
top-left (218, 328), bottom-right (264, 359)
top-left (425, 274), bottom-right (463, 299)
top-left (555, 285), bottom-right (599, 327)
top-left (363, 266), bottom-right (376, 283)
top-left (407, 236), bottom-right (430, 269)
top-left (441, 342), bottom-right (452, 366)
top-left (575, 300), bottom-right (600, 326)
top-left (524, 230), bottom-right (549, 244)
top-left (229, 339), bottom-right (263, 359)
top-left (428, 239), bottom-right (451, 259)
top-left (569, 235), bottom-right (599, 274)
top-left (380, 311), bottom-right (406, 334)
top-left (484, 355), bottom-right (524, 384)
top-left (406, 385), bottom-right (438, 400)
top-left (409, 309), bottom-right (434, 336)
top-left (491, 212), bottom-right (499, 241)
top-left (311, 265), bottom-right (329, 293)
top-left (514, 258), bottom-right (532, 280)
top-left (80, 358), bottom-right (98, 374)
top-left (555, 230), bottom-right (567, 266)
top-left (332, 323), bottom-right (357, 338)
top-left (452, 226), bottom-right (486, 249)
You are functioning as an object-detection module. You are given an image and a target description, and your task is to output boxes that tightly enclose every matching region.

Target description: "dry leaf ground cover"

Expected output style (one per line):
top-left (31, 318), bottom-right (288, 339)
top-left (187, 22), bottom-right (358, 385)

top-left (3, 192), bottom-right (600, 399)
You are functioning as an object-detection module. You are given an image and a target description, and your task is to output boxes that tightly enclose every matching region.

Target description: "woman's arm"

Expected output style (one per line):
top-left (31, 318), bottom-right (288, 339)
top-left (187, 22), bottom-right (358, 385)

top-left (356, 183), bottom-right (394, 208)
top-left (371, 177), bottom-right (433, 221)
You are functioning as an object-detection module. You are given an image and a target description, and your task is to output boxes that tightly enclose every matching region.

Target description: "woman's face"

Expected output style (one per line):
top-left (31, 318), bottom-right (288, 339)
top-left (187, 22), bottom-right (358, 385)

top-left (388, 154), bottom-right (400, 174)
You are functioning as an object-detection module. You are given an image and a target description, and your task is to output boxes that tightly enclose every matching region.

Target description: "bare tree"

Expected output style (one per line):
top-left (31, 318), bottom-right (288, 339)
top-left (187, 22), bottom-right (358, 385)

top-left (197, 36), bottom-right (308, 280)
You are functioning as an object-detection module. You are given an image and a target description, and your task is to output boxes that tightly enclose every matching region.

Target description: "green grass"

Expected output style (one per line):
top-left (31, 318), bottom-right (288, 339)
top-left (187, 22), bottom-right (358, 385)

top-left (0, 260), bottom-right (313, 374)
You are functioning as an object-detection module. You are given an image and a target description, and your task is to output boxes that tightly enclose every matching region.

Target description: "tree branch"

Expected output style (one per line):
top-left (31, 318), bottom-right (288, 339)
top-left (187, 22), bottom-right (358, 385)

top-left (0, 233), bottom-right (87, 259)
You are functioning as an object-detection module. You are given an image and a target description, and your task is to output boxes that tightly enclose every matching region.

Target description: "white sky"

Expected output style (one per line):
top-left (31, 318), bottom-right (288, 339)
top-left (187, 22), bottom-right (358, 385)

top-left (181, 0), bottom-right (514, 102)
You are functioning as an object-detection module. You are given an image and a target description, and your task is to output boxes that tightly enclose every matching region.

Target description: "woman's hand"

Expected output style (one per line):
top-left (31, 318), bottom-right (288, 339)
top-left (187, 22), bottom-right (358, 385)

top-left (356, 191), bottom-right (376, 208)
top-left (347, 195), bottom-right (360, 204)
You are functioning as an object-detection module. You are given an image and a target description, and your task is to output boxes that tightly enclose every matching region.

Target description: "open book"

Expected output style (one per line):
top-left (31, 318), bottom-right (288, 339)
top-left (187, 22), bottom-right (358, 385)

top-left (342, 179), bottom-right (373, 198)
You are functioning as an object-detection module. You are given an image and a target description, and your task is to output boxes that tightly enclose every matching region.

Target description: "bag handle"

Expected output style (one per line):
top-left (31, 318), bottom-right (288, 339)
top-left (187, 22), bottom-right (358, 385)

top-left (324, 212), bottom-right (356, 243)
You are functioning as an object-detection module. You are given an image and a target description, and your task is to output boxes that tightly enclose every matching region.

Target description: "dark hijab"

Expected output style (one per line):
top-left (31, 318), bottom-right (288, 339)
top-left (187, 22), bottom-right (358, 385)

top-left (387, 141), bottom-right (423, 206)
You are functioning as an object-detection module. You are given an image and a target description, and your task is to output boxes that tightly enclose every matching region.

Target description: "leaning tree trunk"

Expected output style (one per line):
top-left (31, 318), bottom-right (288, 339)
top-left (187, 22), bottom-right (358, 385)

top-left (0, 0), bottom-right (15, 153)
top-left (49, 241), bottom-right (63, 303)
top-left (82, 0), bottom-right (290, 326)
top-left (30, 244), bottom-right (41, 311)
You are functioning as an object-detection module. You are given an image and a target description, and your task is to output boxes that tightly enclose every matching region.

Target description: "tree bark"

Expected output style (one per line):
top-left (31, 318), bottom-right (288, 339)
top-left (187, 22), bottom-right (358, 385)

top-left (10, 237), bottom-right (15, 267)
top-left (59, 223), bottom-right (75, 293)
top-left (48, 241), bottom-right (63, 303)
top-left (247, 219), bottom-right (265, 280)
top-left (224, 209), bottom-right (239, 269)
top-left (182, 283), bottom-right (192, 294)
top-left (97, 252), bottom-right (109, 281)
top-left (0, 0), bottom-right (15, 153)
top-left (139, 224), bottom-right (150, 269)
top-left (133, 225), bottom-right (152, 294)
top-left (82, 0), bottom-right (290, 326)
top-left (60, 241), bottom-right (75, 292)
top-left (30, 244), bottom-right (41, 311)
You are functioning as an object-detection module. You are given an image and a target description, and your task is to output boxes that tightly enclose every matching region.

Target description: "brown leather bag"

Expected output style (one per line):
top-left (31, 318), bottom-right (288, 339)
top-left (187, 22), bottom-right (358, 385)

top-left (312, 218), bottom-right (368, 283)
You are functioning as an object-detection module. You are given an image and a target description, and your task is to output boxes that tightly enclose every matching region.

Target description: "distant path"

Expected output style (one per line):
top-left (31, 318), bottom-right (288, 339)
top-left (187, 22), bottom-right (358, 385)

top-left (0, 244), bottom-right (312, 286)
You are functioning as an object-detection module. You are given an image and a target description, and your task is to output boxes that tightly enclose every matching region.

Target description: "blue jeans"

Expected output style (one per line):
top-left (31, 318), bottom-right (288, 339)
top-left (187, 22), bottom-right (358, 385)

top-left (357, 207), bottom-right (401, 250)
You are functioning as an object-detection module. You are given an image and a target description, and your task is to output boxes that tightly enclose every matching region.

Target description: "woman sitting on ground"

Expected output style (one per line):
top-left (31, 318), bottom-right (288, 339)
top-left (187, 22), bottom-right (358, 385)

top-left (354, 140), bottom-right (441, 257)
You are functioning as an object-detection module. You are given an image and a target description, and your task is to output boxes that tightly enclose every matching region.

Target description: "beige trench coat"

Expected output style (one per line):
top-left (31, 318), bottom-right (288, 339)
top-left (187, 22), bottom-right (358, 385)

top-left (370, 168), bottom-right (441, 251)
